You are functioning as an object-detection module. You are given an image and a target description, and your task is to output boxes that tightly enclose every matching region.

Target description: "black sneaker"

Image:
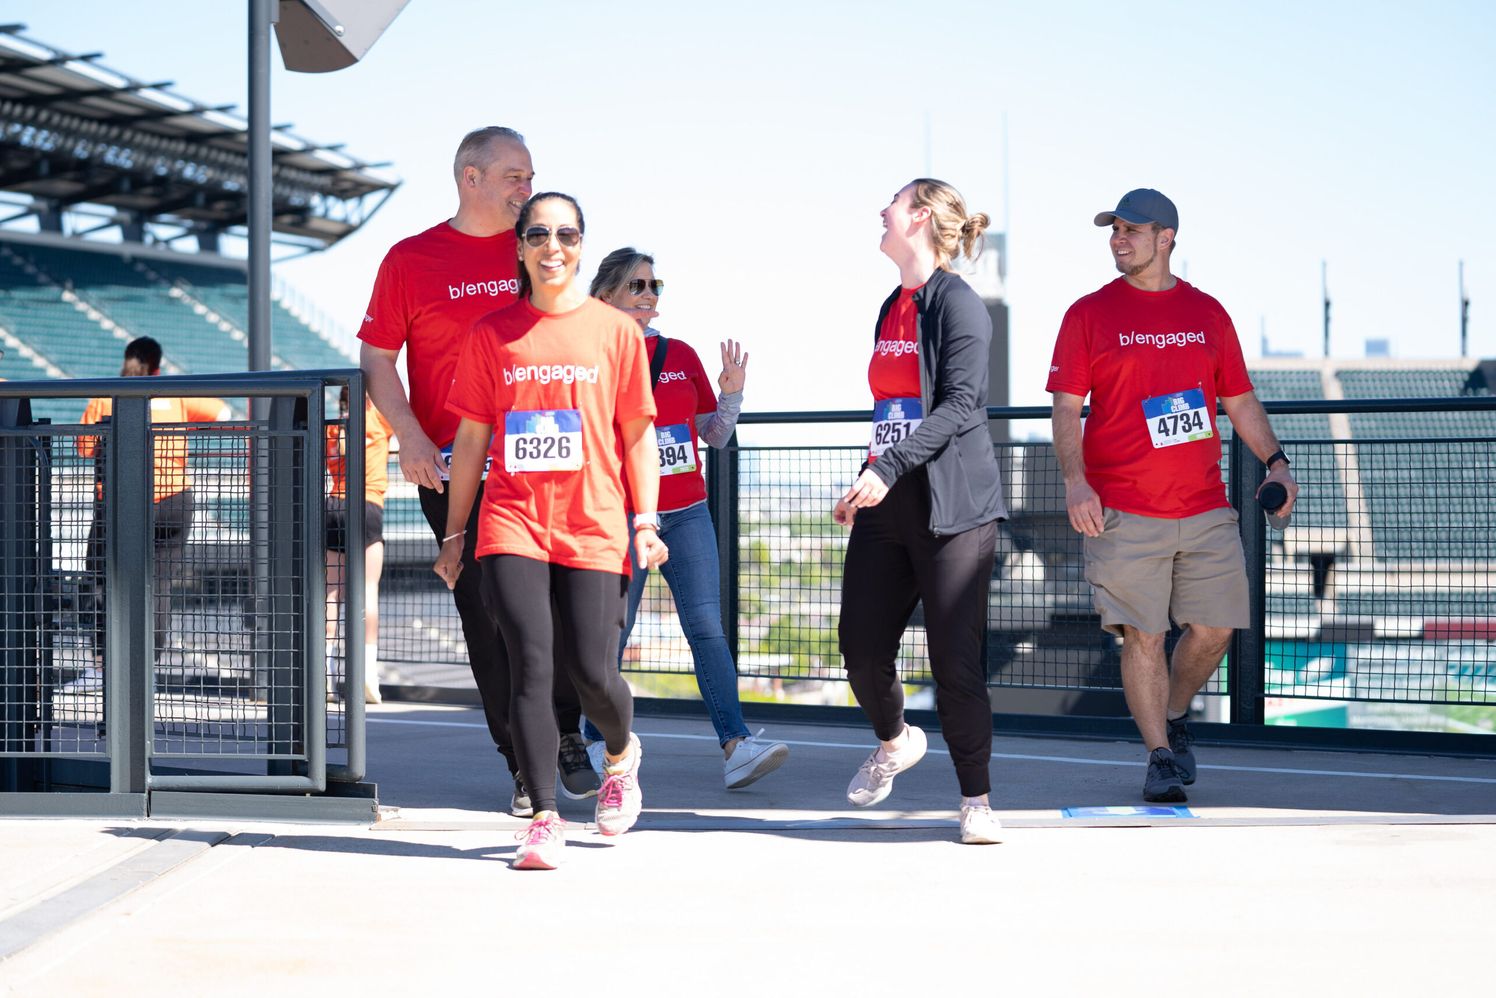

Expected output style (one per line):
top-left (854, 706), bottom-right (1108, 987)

top-left (1143, 747), bottom-right (1187, 803)
top-left (558, 731), bottom-right (601, 800)
top-left (1167, 716), bottom-right (1197, 786)
top-left (510, 773), bottom-right (534, 818)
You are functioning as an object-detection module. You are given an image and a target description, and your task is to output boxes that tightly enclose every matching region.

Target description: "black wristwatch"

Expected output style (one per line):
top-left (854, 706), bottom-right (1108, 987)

top-left (1266, 448), bottom-right (1290, 469)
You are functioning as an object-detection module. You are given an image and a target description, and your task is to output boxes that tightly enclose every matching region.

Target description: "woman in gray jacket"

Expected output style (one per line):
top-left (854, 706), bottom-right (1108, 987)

top-left (834, 178), bottom-right (1008, 845)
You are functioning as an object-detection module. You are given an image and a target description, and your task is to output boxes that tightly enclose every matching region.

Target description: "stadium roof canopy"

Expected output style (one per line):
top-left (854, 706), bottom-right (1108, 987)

top-left (0, 24), bottom-right (399, 251)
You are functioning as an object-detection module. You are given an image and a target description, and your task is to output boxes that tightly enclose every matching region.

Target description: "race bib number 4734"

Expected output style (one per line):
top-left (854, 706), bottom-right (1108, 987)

top-left (504, 409), bottom-right (584, 472)
top-left (1141, 388), bottom-right (1213, 449)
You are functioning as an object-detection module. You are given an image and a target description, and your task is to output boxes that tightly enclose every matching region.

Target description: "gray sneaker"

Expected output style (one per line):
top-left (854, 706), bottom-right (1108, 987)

top-left (558, 731), bottom-right (601, 799)
top-left (1167, 716), bottom-right (1197, 786)
top-left (1143, 747), bottom-right (1187, 803)
top-left (510, 773), bottom-right (534, 818)
top-left (846, 725), bottom-right (927, 807)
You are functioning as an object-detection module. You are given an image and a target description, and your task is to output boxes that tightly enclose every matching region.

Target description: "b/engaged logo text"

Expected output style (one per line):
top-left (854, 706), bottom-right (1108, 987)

top-left (1119, 330), bottom-right (1206, 349)
top-left (503, 364), bottom-right (599, 385)
top-left (449, 277), bottom-right (520, 300)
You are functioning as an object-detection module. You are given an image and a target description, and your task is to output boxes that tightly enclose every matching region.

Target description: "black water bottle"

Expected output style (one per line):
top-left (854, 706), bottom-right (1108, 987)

top-left (1258, 481), bottom-right (1291, 531)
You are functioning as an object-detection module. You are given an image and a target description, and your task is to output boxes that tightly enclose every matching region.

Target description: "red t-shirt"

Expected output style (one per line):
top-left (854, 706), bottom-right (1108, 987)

top-left (358, 223), bottom-right (521, 448)
top-left (445, 297), bottom-right (656, 574)
top-left (646, 334), bottom-right (717, 512)
top-left (867, 285), bottom-right (922, 462)
top-left (1046, 277), bottom-right (1254, 518)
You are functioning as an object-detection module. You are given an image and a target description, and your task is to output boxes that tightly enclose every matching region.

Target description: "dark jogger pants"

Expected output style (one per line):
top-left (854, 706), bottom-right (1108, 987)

top-left (838, 470), bottom-right (998, 797)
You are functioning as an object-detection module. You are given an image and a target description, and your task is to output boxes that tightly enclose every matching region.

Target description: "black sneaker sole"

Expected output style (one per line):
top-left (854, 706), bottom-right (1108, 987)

top-left (1143, 786), bottom-right (1188, 803)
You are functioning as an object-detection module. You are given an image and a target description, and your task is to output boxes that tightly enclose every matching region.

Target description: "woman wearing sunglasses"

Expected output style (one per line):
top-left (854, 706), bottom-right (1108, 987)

top-left (583, 248), bottom-right (790, 789)
top-left (833, 179), bottom-right (1008, 845)
top-left (436, 193), bottom-right (668, 870)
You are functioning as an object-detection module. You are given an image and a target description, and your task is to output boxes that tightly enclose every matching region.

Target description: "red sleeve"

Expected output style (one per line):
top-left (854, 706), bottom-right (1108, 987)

top-left (1214, 312), bottom-right (1254, 397)
top-left (357, 246), bottom-right (410, 352)
top-left (445, 321), bottom-right (499, 425)
top-left (615, 322), bottom-right (657, 426)
top-left (681, 342), bottom-right (717, 416)
top-left (1046, 302), bottom-right (1093, 397)
top-left (183, 397), bottom-right (230, 422)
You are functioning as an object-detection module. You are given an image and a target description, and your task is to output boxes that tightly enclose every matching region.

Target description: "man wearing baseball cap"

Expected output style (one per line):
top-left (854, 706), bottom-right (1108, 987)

top-left (1046, 188), bottom-right (1298, 802)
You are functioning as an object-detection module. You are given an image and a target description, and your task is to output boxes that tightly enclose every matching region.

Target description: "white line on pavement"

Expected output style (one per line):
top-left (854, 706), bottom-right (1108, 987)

top-left (366, 715), bottom-right (1496, 785)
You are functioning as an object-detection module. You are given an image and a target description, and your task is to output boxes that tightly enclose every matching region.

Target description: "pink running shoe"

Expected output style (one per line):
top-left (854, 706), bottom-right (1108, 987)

top-left (513, 811), bottom-right (567, 870)
top-left (595, 733), bottom-right (643, 836)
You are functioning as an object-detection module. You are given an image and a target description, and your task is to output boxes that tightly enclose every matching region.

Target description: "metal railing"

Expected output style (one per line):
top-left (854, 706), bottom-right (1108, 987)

top-left (372, 397), bottom-right (1496, 748)
top-left (1, 371), bottom-right (369, 815)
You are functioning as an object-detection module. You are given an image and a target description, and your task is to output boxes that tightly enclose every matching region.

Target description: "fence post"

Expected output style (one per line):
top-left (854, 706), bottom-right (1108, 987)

top-left (1, 399), bottom-right (36, 789)
top-left (107, 397), bottom-right (153, 794)
top-left (707, 431), bottom-right (741, 662)
top-left (1227, 431), bottom-right (1267, 726)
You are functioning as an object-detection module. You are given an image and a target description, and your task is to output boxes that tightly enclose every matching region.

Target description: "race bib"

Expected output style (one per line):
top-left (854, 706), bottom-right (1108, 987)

top-left (438, 438), bottom-right (495, 481)
top-left (870, 397), bottom-right (922, 457)
top-left (656, 423), bottom-right (698, 476)
top-left (503, 410), bottom-right (584, 473)
top-left (1142, 388), bottom-right (1213, 449)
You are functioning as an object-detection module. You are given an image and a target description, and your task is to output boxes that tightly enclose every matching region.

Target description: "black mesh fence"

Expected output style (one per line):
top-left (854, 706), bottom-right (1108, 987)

top-left (370, 401), bottom-right (1496, 730)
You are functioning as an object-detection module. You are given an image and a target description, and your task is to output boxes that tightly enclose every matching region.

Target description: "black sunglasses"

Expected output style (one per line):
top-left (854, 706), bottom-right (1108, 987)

top-left (626, 278), bottom-right (665, 296)
top-left (522, 225), bottom-right (582, 248)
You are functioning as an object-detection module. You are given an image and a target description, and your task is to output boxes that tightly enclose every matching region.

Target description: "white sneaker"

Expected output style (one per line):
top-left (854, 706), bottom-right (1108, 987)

top-left (513, 811), bottom-right (566, 870)
top-left (595, 733), bottom-right (643, 836)
top-left (724, 729), bottom-right (789, 789)
top-left (959, 803), bottom-right (1004, 844)
top-left (846, 724), bottom-right (927, 808)
top-left (61, 668), bottom-right (103, 693)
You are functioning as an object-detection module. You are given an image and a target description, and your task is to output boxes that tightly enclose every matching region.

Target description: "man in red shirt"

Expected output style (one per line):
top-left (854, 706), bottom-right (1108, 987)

top-left (1047, 189), bottom-right (1298, 803)
top-left (358, 126), bottom-right (590, 813)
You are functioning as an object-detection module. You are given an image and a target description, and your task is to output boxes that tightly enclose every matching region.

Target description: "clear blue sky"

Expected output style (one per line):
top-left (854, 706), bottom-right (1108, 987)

top-left (8, 1), bottom-right (1495, 431)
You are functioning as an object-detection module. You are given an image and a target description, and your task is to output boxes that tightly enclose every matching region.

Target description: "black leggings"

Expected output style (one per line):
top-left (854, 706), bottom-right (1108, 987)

top-left (482, 555), bottom-right (633, 815)
top-left (838, 470), bottom-right (998, 797)
top-left (418, 487), bottom-right (582, 775)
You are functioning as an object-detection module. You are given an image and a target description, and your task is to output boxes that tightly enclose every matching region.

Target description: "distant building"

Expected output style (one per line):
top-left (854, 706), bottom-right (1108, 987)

top-left (955, 232), bottom-right (1009, 441)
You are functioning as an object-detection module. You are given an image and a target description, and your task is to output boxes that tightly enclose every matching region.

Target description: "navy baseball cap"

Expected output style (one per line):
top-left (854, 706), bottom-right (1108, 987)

top-left (1094, 189), bottom-right (1178, 231)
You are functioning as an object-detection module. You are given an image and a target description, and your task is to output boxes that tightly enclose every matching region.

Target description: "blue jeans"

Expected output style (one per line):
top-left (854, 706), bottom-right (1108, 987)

top-left (584, 501), bottom-right (749, 747)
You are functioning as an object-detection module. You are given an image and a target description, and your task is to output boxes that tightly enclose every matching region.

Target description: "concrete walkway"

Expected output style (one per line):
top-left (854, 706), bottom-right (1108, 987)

top-left (2, 703), bottom-right (1493, 996)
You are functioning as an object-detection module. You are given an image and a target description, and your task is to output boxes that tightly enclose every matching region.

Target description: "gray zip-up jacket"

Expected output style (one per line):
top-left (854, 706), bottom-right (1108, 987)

top-left (865, 267), bottom-right (1008, 535)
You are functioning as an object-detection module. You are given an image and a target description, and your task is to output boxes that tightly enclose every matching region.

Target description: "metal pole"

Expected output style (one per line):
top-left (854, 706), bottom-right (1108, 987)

top-left (1227, 431), bottom-right (1267, 727)
top-left (1322, 260), bottom-right (1331, 358)
top-left (1460, 260), bottom-right (1469, 359)
top-left (248, 0), bottom-right (274, 374)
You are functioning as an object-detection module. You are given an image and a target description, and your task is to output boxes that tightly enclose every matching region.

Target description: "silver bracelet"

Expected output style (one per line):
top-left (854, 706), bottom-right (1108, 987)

top-left (441, 529), bottom-right (466, 543)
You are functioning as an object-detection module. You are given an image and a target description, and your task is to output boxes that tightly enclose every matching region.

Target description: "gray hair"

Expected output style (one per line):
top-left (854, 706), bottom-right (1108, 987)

top-left (452, 126), bottom-right (525, 183)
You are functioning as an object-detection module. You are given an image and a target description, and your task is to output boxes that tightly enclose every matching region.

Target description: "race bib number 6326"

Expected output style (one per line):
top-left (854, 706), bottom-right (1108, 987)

top-left (504, 409), bottom-right (584, 472)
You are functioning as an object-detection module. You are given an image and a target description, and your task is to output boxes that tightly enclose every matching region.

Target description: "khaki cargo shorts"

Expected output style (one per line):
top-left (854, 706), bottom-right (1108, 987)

top-left (1082, 506), bottom-right (1250, 636)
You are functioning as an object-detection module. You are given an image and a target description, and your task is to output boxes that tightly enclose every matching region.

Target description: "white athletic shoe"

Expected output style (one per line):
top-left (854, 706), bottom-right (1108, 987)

top-left (959, 803), bottom-right (1004, 845)
top-left (846, 724), bottom-right (927, 808)
top-left (724, 729), bottom-right (790, 789)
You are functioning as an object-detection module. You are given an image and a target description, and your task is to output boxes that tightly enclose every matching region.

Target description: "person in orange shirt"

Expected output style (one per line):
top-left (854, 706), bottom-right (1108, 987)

top-left (436, 192), bottom-right (667, 870)
top-left (75, 336), bottom-right (232, 683)
top-left (325, 385), bottom-right (395, 704)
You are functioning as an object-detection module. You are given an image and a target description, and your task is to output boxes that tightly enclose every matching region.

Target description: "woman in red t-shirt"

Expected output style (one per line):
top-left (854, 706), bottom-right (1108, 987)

top-left (834, 179), bottom-right (1008, 846)
top-left (435, 193), bottom-right (668, 871)
top-left (584, 247), bottom-right (789, 790)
